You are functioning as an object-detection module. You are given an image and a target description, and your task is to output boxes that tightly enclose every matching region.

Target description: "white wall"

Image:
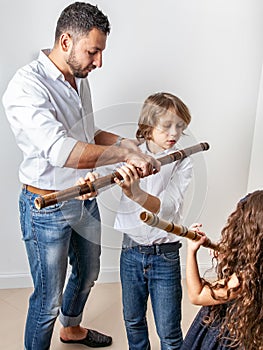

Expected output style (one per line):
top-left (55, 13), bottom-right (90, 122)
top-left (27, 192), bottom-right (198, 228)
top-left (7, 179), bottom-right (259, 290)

top-left (247, 63), bottom-right (263, 193)
top-left (1, 0), bottom-right (263, 288)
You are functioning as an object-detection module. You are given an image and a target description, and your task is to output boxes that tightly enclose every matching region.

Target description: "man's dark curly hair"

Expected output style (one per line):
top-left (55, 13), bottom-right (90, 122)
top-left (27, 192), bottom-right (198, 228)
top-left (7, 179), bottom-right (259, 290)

top-left (55, 2), bottom-right (110, 42)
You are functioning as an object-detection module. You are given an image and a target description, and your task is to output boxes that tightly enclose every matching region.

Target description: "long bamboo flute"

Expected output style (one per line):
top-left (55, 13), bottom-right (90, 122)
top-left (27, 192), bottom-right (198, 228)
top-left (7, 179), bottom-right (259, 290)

top-left (34, 142), bottom-right (209, 210)
top-left (140, 211), bottom-right (218, 251)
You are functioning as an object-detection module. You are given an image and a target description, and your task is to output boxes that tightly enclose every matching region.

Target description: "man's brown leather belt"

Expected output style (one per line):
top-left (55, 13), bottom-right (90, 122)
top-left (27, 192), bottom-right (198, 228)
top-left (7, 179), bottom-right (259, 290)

top-left (23, 185), bottom-right (56, 196)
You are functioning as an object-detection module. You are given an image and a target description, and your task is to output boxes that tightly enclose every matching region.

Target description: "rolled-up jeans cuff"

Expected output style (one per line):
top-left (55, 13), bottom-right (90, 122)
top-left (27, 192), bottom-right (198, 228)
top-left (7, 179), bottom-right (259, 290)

top-left (59, 310), bottom-right (83, 327)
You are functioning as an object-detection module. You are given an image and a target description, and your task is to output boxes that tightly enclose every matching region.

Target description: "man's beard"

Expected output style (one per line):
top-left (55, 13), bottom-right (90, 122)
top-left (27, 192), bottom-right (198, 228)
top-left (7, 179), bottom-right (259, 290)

top-left (67, 50), bottom-right (89, 78)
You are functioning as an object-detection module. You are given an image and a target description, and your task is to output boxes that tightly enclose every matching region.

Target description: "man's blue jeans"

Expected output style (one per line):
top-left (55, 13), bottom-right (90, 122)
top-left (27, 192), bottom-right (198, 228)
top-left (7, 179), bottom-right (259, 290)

top-left (120, 238), bottom-right (183, 350)
top-left (19, 187), bottom-right (101, 350)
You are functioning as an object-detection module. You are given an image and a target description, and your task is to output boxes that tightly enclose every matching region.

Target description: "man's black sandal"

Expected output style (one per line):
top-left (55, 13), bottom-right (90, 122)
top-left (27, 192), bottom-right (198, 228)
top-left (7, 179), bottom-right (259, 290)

top-left (60, 329), bottom-right (112, 348)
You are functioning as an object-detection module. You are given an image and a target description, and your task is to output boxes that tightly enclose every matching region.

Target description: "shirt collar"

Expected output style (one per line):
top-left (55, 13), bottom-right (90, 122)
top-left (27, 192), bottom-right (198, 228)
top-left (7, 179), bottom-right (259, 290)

top-left (139, 141), bottom-right (177, 157)
top-left (38, 49), bottom-right (82, 91)
top-left (38, 49), bottom-right (65, 81)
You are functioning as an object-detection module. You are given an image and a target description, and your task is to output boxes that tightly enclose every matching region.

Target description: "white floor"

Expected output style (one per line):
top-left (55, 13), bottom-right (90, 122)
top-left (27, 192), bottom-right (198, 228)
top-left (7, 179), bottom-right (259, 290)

top-left (0, 281), bottom-right (200, 350)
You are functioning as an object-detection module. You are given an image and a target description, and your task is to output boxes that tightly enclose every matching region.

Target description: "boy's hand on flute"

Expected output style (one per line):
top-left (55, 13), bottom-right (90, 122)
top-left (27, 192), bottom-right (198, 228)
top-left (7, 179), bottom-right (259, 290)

top-left (114, 164), bottom-right (161, 213)
top-left (114, 164), bottom-right (141, 199)
top-left (75, 171), bottom-right (99, 200)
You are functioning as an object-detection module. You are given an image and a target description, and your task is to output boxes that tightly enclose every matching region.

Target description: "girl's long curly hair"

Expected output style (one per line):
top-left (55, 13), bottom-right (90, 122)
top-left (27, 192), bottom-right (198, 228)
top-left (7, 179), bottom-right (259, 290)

top-left (203, 190), bottom-right (263, 349)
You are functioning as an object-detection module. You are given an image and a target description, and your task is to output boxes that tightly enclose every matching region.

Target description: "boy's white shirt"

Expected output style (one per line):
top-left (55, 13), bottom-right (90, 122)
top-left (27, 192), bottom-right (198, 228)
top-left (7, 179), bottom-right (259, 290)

top-left (99, 142), bottom-right (193, 245)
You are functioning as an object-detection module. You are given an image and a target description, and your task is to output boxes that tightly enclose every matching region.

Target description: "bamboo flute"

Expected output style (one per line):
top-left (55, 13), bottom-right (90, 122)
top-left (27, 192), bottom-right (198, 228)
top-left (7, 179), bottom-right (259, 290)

top-left (34, 142), bottom-right (209, 210)
top-left (140, 211), bottom-right (218, 251)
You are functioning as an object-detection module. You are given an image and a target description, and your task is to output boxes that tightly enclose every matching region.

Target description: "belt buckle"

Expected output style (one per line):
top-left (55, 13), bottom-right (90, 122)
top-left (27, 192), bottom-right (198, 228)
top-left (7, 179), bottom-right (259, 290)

top-left (139, 245), bottom-right (155, 254)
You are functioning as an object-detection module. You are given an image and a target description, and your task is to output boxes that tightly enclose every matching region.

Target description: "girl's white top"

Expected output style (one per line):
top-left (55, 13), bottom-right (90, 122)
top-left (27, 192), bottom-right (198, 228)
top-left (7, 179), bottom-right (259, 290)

top-left (113, 142), bottom-right (193, 245)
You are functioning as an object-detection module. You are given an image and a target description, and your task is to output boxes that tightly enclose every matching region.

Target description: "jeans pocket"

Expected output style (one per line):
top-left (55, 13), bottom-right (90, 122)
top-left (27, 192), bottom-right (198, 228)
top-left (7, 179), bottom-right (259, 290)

top-left (162, 250), bottom-right (180, 262)
top-left (121, 246), bottom-right (133, 253)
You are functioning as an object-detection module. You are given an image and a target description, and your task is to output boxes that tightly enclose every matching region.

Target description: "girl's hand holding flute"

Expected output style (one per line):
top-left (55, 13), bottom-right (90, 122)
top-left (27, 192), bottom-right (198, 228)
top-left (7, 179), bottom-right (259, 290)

top-left (187, 223), bottom-right (207, 252)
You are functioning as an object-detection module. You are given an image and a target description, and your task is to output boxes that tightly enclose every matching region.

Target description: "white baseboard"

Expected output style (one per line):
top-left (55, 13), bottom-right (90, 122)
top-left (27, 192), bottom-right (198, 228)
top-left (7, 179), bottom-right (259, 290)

top-left (0, 274), bottom-right (33, 289)
top-left (0, 267), bottom-right (121, 289)
top-left (0, 264), bottom-right (214, 289)
top-left (97, 267), bottom-right (120, 284)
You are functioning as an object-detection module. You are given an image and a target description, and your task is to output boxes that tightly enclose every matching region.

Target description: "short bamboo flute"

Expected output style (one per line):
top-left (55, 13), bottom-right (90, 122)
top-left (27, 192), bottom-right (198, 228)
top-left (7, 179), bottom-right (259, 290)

top-left (140, 211), bottom-right (218, 251)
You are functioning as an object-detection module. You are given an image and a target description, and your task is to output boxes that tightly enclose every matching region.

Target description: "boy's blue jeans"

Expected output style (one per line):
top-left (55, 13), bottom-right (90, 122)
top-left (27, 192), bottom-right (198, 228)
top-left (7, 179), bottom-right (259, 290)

top-left (120, 236), bottom-right (183, 350)
top-left (19, 187), bottom-right (101, 350)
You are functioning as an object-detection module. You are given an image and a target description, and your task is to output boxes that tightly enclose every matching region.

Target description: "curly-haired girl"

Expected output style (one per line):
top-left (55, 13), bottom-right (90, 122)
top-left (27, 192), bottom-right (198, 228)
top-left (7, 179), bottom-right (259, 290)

top-left (181, 190), bottom-right (263, 350)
